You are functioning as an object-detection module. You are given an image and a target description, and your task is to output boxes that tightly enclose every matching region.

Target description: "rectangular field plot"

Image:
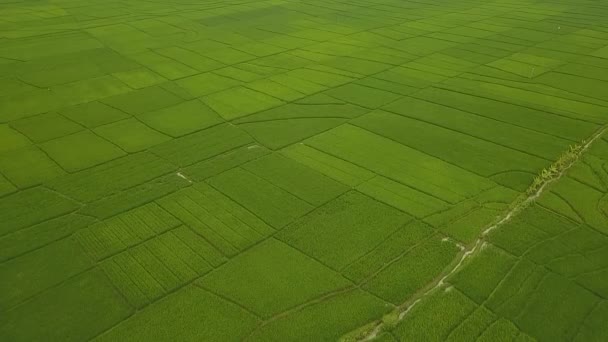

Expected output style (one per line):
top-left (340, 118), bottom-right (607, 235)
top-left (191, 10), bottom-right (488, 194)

top-left (241, 153), bottom-right (349, 206)
top-left (93, 118), bottom-right (171, 152)
top-left (352, 110), bottom-right (549, 178)
top-left (138, 100), bottom-right (223, 137)
top-left (247, 289), bottom-right (391, 342)
top-left (362, 235), bottom-right (461, 304)
top-left (0, 146), bottom-right (65, 188)
top-left (383, 96), bottom-right (571, 161)
top-left (0, 237), bottom-right (92, 309)
top-left (341, 220), bottom-right (435, 283)
top-left (0, 187), bottom-right (79, 236)
top-left (78, 172), bottom-right (191, 219)
top-left (101, 86), bottom-right (184, 116)
top-left (0, 269), bottom-right (132, 342)
top-left (100, 227), bottom-right (221, 308)
top-left (40, 130), bottom-right (126, 172)
top-left (280, 143), bottom-right (376, 187)
top-left (305, 124), bottom-right (495, 203)
top-left (60, 101), bottom-right (130, 129)
top-left (207, 167), bottom-right (313, 229)
top-left (197, 238), bottom-right (351, 318)
top-left (484, 261), bottom-right (601, 342)
top-left (440, 75), bottom-right (608, 125)
top-left (542, 176), bottom-right (608, 235)
top-left (75, 202), bottom-right (180, 261)
top-left (0, 213), bottom-right (95, 262)
top-left (234, 99), bottom-right (368, 150)
top-left (323, 83), bottom-right (402, 109)
top-left (278, 191), bottom-right (410, 271)
top-left (11, 112), bottom-right (84, 143)
top-left (93, 286), bottom-right (258, 342)
top-left (150, 123), bottom-right (253, 167)
top-left (202, 86), bottom-right (284, 120)
top-left (411, 86), bottom-right (600, 142)
top-left (357, 175), bottom-right (450, 218)
top-left (0, 174), bottom-right (16, 197)
top-left (450, 244), bottom-right (517, 304)
top-left (47, 152), bottom-right (176, 203)
top-left (391, 287), bottom-right (478, 341)
top-left (182, 144), bottom-right (270, 181)
top-left (238, 117), bottom-right (347, 150)
top-left (422, 185), bottom-right (519, 242)
top-left (158, 183), bottom-right (274, 255)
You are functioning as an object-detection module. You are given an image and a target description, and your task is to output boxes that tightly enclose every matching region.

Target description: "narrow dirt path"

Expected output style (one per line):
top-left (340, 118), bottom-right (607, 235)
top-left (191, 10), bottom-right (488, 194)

top-left (349, 124), bottom-right (608, 341)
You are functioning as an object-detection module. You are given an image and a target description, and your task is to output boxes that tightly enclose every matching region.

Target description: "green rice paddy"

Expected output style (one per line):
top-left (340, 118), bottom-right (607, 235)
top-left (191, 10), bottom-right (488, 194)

top-left (1, 0), bottom-right (608, 340)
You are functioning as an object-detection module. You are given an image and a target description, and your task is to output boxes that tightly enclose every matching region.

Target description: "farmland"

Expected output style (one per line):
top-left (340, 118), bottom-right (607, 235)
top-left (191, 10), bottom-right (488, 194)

top-left (1, 0), bottom-right (608, 340)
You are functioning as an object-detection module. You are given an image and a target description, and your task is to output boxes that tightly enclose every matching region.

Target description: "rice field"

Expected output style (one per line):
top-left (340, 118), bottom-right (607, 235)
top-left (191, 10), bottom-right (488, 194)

top-left (1, 0), bottom-right (608, 340)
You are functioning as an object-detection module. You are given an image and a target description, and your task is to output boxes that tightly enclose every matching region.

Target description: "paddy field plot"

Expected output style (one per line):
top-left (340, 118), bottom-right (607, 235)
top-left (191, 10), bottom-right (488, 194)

top-left (1, 0), bottom-right (608, 341)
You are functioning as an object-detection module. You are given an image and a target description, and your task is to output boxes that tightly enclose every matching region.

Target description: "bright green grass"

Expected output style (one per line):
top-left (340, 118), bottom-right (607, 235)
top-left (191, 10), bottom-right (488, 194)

top-left (1, 0), bottom-right (608, 340)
